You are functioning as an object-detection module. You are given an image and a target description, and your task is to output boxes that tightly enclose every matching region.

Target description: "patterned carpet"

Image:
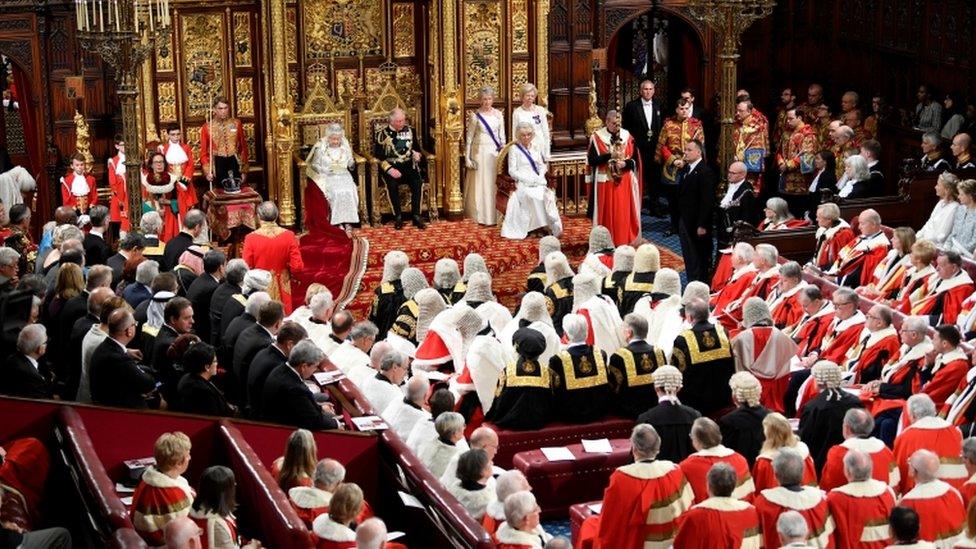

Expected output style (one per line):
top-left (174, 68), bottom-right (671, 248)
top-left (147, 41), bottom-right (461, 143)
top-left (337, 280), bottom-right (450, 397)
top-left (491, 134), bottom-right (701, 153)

top-left (344, 216), bottom-right (685, 317)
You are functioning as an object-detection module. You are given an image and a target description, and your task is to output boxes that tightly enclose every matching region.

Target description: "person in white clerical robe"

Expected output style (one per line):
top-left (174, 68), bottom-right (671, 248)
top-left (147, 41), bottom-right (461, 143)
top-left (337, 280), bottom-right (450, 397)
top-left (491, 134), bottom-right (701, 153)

top-left (500, 123), bottom-right (563, 240)
top-left (327, 322), bottom-right (375, 374)
top-left (382, 373), bottom-right (431, 440)
top-left (360, 350), bottom-right (408, 415)
top-left (633, 268), bottom-right (683, 359)
top-left (415, 412), bottom-right (467, 479)
top-left (347, 341), bottom-right (385, 389)
top-left (571, 270), bottom-right (624, 357)
top-left (305, 123), bottom-right (360, 228)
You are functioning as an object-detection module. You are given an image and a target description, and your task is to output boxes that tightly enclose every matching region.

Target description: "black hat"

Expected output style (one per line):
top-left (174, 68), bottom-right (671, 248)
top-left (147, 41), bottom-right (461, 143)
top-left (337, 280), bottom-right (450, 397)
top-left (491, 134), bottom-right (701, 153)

top-left (512, 327), bottom-right (546, 360)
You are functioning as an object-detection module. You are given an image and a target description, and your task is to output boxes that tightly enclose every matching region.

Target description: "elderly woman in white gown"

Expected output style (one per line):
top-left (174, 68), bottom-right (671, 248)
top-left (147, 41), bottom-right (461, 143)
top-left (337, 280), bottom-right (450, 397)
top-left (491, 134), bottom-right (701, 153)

top-left (500, 123), bottom-right (563, 240)
top-left (511, 83), bottom-right (551, 161)
top-left (305, 123), bottom-right (360, 230)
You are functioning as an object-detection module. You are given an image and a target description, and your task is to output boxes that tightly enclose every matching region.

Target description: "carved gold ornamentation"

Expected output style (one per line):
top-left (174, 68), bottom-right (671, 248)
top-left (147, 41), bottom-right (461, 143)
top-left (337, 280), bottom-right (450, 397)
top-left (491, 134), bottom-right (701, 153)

top-left (156, 33), bottom-right (174, 72)
top-left (288, 70), bottom-right (299, 104)
top-left (235, 77), bottom-right (255, 117)
top-left (185, 126), bottom-right (202, 160)
top-left (73, 110), bottom-right (94, 173)
top-left (182, 13), bottom-right (225, 118)
top-left (535, 0), bottom-right (549, 102)
top-left (303, 0), bottom-right (383, 59)
top-left (233, 12), bottom-right (252, 68)
top-left (444, 87), bottom-right (464, 213)
top-left (271, 0), bottom-right (296, 225)
top-left (511, 60), bottom-right (528, 97)
top-left (463, 1), bottom-right (502, 102)
top-left (158, 82), bottom-right (178, 123)
top-left (285, 6), bottom-right (297, 63)
top-left (392, 3), bottom-right (415, 58)
top-left (243, 122), bottom-right (257, 162)
top-left (510, 0), bottom-right (528, 54)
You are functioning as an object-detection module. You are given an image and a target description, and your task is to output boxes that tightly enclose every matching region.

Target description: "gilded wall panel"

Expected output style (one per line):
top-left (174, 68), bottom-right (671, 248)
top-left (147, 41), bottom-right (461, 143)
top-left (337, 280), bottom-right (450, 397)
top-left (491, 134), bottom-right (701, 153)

top-left (156, 33), bottom-right (174, 72)
top-left (303, 0), bottom-right (384, 59)
top-left (243, 122), bottom-right (256, 160)
top-left (235, 77), bottom-right (255, 117)
top-left (233, 12), bottom-right (252, 68)
top-left (286, 6), bottom-right (298, 64)
top-left (181, 13), bottom-right (226, 119)
top-left (289, 71), bottom-right (300, 104)
top-left (392, 3), bottom-right (415, 58)
top-left (158, 82), bottom-right (178, 123)
top-left (463, 1), bottom-right (502, 102)
top-left (511, 0), bottom-right (528, 54)
top-left (185, 127), bottom-right (202, 161)
top-left (511, 60), bottom-right (528, 97)
top-left (337, 66), bottom-right (420, 106)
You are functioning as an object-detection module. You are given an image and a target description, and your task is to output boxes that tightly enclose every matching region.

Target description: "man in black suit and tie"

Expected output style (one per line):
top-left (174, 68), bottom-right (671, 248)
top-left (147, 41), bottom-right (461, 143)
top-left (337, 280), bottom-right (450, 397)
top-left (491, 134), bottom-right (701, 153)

top-left (209, 258), bottom-right (247, 346)
top-left (82, 205), bottom-right (113, 266)
top-left (163, 209), bottom-right (206, 271)
top-left (233, 300), bottom-right (283, 406)
top-left (261, 339), bottom-right (340, 429)
top-left (106, 232), bottom-right (145, 289)
top-left (246, 321), bottom-right (307, 419)
top-left (90, 309), bottom-right (156, 409)
top-left (622, 79), bottom-right (664, 214)
top-left (676, 139), bottom-right (716, 282)
top-left (187, 249), bottom-right (225, 344)
top-left (0, 324), bottom-right (53, 399)
top-left (151, 297), bottom-right (195, 406)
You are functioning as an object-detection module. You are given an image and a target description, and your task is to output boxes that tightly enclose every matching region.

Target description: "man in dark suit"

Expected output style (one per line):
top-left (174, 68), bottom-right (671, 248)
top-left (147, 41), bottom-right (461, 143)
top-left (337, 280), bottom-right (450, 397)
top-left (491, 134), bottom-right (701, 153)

top-left (187, 249), bottom-right (225, 344)
top-left (716, 161), bottom-right (756, 248)
top-left (0, 324), bottom-right (53, 399)
top-left (90, 309), bottom-right (156, 409)
top-left (150, 297), bottom-right (195, 406)
top-left (246, 321), bottom-right (307, 418)
top-left (220, 291), bottom-right (264, 371)
top-left (138, 211), bottom-right (166, 266)
top-left (622, 79), bottom-right (664, 214)
top-left (66, 285), bottom-right (114, 400)
top-left (233, 300), bottom-right (284, 406)
top-left (106, 232), bottom-right (144, 288)
top-left (261, 340), bottom-right (339, 429)
top-left (162, 209), bottom-right (206, 271)
top-left (209, 258), bottom-right (248, 346)
top-left (82, 205), bottom-right (113, 266)
top-left (218, 269), bottom-right (271, 348)
top-left (676, 139), bottom-right (716, 282)
top-left (860, 139), bottom-right (885, 196)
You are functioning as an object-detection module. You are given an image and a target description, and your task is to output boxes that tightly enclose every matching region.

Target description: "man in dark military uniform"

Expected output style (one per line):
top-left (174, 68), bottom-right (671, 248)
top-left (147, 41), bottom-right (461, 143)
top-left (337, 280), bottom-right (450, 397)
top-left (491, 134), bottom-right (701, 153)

top-left (389, 267), bottom-right (430, 344)
top-left (4, 204), bottom-right (36, 277)
top-left (542, 251), bottom-right (575, 337)
top-left (671, 298), bottom-right (735, 418)
top-left (527, 236), bottom-right (560, 295)
top-left (486, 327), bottom-right (553, 430)
top-left (617, 244), bottom-right (660, 315)
top-left (369, 251), bottom-right (409, 340)
top-left (609, 313), bottom-right (667, 418)
top-left (548, 313), bottom-right (611, 423)
top-left (374, 108), bottom-right (427, 230)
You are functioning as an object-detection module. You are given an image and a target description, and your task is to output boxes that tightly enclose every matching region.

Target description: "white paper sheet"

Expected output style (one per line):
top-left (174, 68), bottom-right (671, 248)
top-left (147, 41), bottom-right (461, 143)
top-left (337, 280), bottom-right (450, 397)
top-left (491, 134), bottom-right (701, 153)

top-left (581, 438), bottom-right (613, 453)
top-left (587, 503), bottom-right (603, 514)
top-left (387, 531), bottom-right (406, 541)
top-left (115, 483), bottom-right (135, 494)
top-left (351, 415), bottom-right (389, 431)
top-left (398, 490), bottom-right (424, 509)
top-left (313, 370), bottom-right (346, 385)
top-left (540, 447), bottom-right (576, 461)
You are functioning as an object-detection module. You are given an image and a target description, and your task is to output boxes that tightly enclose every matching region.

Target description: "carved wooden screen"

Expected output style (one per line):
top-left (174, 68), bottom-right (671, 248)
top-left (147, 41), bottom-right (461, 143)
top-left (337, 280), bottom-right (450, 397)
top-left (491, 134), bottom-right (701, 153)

top-left (548, 0), bottom-right (594, 147)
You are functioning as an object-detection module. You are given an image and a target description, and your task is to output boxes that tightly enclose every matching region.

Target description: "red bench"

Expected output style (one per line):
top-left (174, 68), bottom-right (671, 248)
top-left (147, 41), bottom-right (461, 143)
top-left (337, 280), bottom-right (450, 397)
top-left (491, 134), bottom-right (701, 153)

top-left (108, 528), bottom-right (149, 549)
top-left (512, 439), bottom-right (630, 518)
top-left (569, 501), bottom-right (600, 545)
top-left (487, 418), bottom-right (636, 470)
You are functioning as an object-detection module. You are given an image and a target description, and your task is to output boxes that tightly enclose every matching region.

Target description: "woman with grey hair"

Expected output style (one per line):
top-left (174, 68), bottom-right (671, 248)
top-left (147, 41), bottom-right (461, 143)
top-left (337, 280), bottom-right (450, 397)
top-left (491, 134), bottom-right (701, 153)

top-left (500, 123), bottom-right (563, 240)
top-left (305, 123), bottom-right (359, 231)
top-left (465, 86), bottom-right (505, 225)
top-left (511, 82), bottom-right (550, 160)
top-left (759, 196), bottom-right (798, 230)
top-left (839, 154), bottom-right (874, 199)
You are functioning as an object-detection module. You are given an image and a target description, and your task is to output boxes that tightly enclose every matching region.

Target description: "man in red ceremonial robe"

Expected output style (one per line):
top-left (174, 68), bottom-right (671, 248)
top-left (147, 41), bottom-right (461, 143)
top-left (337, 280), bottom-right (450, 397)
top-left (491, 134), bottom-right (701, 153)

top-left (732, 99), bottom-right (769, 193)
top-left (826, 449), bottom-right (896, 549)
top-left (107, 135), bottom-right (130, 233)
top-left (767, 262), bottom-right (807, 332)
top-left (777, 107), bottom-right (818, 197)
top-left (710, 242), bottom-right (757, 311)
top-left (846, 304), bottom-right (902, 384)
top-left (678, 418), bottom-right (754, 504)
top-left (820, 408), bottom-right (900, 492)
top-left (242, 201), bottom-right (304, 314)
top-left (922, 326), bottom-right (971, 408)
top-left (898, 449), bottom-right (966, 547)
top-left (754, 448), bottom-right (835, 549)
top-left (908, 252), bottom-right (974, 326)
top-left (60, 152), bottom-right (98, 213)
top-left (720, 243), bottom-right (781, 327)
top-left (894, 394), bottom-right (966, 494)
top-left (672, 462), bottom-right (762, 549)
top-left (789, 285), bottom-right (836, 359)
top-left (130, 432), bottom-right (195, 546)
top-left (822, 209), bottom-right (891, 289)
top-left (961, 439), bottom-right (976, 508)
top-left (944, 351), bottom-right (976, 429)
top-left (801, 287), bottom-right (865, 367)
top-left (811, 203), bottom-right (856, 271)
top-left (578, 424), bottom-right (694, 549)
top-left (587, 111), bottom-right (641, 246)
top-left (200, 96), bottom-right (249, 189)
top-left (732, 298), bottom-right (798, 414)
top-left (158, 125), bottom-right (198, 223)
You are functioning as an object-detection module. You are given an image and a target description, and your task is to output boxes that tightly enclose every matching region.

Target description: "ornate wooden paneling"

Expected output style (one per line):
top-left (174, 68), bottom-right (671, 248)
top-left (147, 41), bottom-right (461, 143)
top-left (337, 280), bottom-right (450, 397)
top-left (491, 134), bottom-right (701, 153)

top-left (547, 0), bottom-right (593, 147)
top-left (463, 0), bottom-right (503, 102)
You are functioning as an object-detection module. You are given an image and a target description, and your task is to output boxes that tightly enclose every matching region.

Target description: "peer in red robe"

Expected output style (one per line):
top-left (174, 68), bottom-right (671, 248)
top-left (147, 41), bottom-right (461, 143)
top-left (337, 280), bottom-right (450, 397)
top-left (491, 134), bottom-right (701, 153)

top-left (130, 465), bottom-right (195, 546)
top-left (923, 340), bottom-right (971, 409)
top-left (107, 140), bottom-right (131, 232)
top-left (894, 414), bottom-right (966, 494)
top-left (0, 438), bottom-right (51, 530)
top-left (754, 484), bottom-right (835, 549)
top-left (908, 262), bottom-right (975, 326)
top-left (818, 310), bottom-right (866, 365)
top-left (820, 436), bottom-right (900, 493)
top-left (711, 257), bottom-right (758, 312)
top-left (768, 280), bottom-right (808, 332)
top-left (812, 217), bottom-right (856, 271)
top-left (587, 122), bottom-right (642, 246)
top-left (789, 299), bottom-right (836, 358)
top-left (678, 445), bottom-right (754, 504)
top-left (60, 156), bottom-right (98, 213)
top-left (847, 323), bottom-right (901, 384)
top-left (895, 264), bottom-right (937, 313)
top-left (711, 250), bottom-right (735, 296)
top-left (899, 477), bottom-right (966, 548)
top-left (824, 229), bottom-right (890, 288)
top-left (720, 263), bottom-right (781, 327)
top-left (827, 478), bottom-right (896, 549)
top-left (857, 248), bottom-right (911, 301)
top-left (242, 218), bottom-right (305, 314)
top-left (672, 497), bottom-right (762, 549)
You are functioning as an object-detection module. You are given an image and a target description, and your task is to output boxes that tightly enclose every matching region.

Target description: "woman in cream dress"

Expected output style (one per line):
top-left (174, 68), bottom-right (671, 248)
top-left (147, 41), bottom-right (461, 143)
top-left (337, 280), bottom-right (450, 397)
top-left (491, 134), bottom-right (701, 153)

top-left (464, 87), bottom-right (505, 225)
top-left (304, 123), bottom-right (360, 230)
top-left (511, 83), bottom-right (551, 160)
top-left (500, 123), bottom-right (563, 240)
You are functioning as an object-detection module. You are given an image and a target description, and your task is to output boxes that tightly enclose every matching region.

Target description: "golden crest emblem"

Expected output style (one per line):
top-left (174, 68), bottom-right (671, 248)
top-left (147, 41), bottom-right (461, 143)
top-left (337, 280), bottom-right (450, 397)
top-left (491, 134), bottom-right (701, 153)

top-left (702, 330), bottom-right (717, 349)
top-left (639, 354), bottom-right (653, 372)
top-left (523, 360), bottom-right (537, 374)
top-left (579, 355), bottom-right (594, 374)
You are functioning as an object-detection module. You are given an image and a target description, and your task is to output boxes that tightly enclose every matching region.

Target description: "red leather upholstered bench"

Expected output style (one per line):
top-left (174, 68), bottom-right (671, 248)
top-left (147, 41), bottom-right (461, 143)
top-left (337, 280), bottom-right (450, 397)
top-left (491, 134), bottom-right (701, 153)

top-left (569, 501), bottom-right (600, 545)
top-left (109, 527), bottom-right (149, 548)
top-left (512, 439), bottom-right (630, 518)
top-left (487, 417), bottom-right (636, 469)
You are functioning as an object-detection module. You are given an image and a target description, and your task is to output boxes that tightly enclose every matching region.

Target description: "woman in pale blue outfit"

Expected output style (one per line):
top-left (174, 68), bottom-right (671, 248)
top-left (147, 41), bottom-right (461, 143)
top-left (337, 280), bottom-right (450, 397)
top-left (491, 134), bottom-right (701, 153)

top-left (946, 178), bottom-right (976, 257)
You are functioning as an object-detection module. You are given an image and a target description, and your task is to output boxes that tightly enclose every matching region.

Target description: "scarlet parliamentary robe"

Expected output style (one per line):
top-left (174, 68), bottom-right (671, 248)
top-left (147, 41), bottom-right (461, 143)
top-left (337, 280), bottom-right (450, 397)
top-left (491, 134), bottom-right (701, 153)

top-left (710, 264), bottom-right (758, 312)
top-left (826, 479), bottom-right (896, 549)
top-left (826, 231), bottom-right (891, 288)
top-left (130, 466), bottom-right (195, 546)
top-left (860, 250), bottom-right (911, 301)
top-left (768, 281), bottom-right (808, 332)
top-left (753, 443), bottom-right (819, 492)
top-left (583, 460), bottom-right (694, 549)
top-left (847, 326), bottom-right (902, 384)
top-left (755, 485), bottom-right (835, 549)
top-left (159, 141), bottom-right (196, 182)
top-left (722, 266), bottom-right (781, 324)
top-left (588, 127), bottom-right (642, 246)
top-left (107, 154), bottom-right (131, 231)
top-left (813, 221), bottom-right (856, 271)
top-left (790, 302), bottom-right (836, 358)
top-left (897, 266), bottom-right (938, 316)
top-left (910, 270), bottom-right (975, 326)
top-left (672, 497), bottom-right (762, 549)
top-left (60, 170), bottom-right (98, 211)
top-left (777, 123), bottom-right (818, 195)
top-left (732, 325), bottom-right (798, 414)
top-left (894, 416), bottom-right (966, 494)
top-left (924, 349), bottom-right (971, 408)
top-left (242, 223), bottom-right (305, 314)
top-left (899, 480), bottom-right (965, 548)
top-left (818, 311), bottom-right (867, 365)
top-left (820, 436), bottom-right (900, 493)
top-left (678, 445), bottom-right (755, 504)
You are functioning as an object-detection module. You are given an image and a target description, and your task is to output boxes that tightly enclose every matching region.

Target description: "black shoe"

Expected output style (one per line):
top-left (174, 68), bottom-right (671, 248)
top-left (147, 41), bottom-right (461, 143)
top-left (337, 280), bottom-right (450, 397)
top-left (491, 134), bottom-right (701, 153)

top-left (412, 216), bottom-right (427, 230)
top-left (394, 216), bottom-right (404, 230)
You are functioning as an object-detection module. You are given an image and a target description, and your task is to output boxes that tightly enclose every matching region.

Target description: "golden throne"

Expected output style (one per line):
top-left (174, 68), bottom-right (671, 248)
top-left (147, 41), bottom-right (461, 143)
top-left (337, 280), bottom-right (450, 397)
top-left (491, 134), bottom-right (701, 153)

top-left (293, 80), bottom-right (367, 229)
top-left (360, 79), bottom-right (438, 225)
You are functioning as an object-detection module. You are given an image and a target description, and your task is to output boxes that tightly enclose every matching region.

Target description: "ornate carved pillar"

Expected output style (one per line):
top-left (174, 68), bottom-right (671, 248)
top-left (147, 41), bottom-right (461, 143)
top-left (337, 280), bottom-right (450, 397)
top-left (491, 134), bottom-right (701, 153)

top-left (535, 0), bottom-right (549, 103)
top-left (438, 0), bottom-right (464, 219)
top-left (268, 0), bottom-right (295, 226)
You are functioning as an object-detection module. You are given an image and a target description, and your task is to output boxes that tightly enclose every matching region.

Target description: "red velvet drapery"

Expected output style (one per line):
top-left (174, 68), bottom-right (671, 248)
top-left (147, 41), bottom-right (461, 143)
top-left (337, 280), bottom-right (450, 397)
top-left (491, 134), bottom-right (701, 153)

top-left (9, 63), bottom-right (40, 179)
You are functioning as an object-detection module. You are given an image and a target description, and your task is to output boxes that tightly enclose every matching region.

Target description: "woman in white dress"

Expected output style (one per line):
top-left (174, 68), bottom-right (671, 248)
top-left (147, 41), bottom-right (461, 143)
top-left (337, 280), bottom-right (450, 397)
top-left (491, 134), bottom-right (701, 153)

top-left (304, 123), bottom-right (360, 231)
top-left (464, 87), bottom-right (505, 225)
top-left (500, 123), bottom-right (563, 240)
top-left (511, 83), bottom-right (551, 160)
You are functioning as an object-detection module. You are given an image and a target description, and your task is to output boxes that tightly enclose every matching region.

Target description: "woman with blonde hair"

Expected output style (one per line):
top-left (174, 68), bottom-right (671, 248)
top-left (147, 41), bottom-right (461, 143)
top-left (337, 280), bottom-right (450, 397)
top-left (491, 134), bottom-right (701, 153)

top-left (893, 239), bottom-right (938, 311)
top-left (312, 483), bottom-right (364, 547)
top-left (857, 226), bottom-right (915, 301)
top-left (751, 412), bottom-right (818, 492)
top-left (47, 262), bottom-right (84, 322)
top-left (272, 429), bottom-right (317, 492)
top-left (916, 171), bottom-right (960, 246)
top-left (465, 86), bottom-right (505, 225)
top-left (511, 83), bottom-right (551, 160)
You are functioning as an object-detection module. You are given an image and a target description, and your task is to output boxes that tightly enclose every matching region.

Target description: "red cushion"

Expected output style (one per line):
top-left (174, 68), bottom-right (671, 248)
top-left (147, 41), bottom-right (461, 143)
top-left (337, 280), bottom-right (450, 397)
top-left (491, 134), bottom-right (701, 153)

top-left (512, 439), bottom-right (631, 519)
top-left (487, 417), bottom-right (635, 469)
top-left (569, 501), bottom-right (600, 545)
top-left (108, 527), bottom-right (149, 549)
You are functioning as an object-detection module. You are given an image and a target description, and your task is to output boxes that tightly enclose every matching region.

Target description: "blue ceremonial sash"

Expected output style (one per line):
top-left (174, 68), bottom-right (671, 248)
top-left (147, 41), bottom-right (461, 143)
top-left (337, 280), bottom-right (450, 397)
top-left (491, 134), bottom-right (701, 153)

top-left (515, 144), bottom-right (540, 175)
top-left (476, 113), bottom-right (503, 151)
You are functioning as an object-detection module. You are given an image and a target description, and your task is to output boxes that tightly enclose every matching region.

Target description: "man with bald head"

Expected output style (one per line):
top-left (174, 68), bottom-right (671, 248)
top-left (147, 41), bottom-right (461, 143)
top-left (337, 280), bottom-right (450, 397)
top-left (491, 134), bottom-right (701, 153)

top-left (164, 516), bottom-right (202, 549)
top-left (951, 133), bottom-right (975, 170)
top-left (899, 449), bottom-right (965, 547)
top-left (717, 160), bottom-right (756, 247)
top-left (441, 426), bottom-right (499, 485)
top-left (826, 449), bottom-right (896, 549)
top-left (823, 208), bottom-right (891, 288)
top-left (382, 372), bottom-right (431, 440)
top-left (375, 107), bottom-right (426, 229)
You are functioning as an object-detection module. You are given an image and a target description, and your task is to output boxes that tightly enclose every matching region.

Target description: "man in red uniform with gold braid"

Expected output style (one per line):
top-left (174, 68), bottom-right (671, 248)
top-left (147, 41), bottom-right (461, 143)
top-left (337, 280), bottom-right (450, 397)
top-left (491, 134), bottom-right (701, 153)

top-left (777, 107), bottom-right (818, 197)
top-left (586, 110), bottom-right (642, 246)
top-left (732, 99), bottom-right (769, 194)
top-left (826, 449), bottom-right (896, 549)
top-left (200, 96), bottom-right (249, 191)
top-left (656, 98), bottom-right (704, 236)
top-left (672, 462), bottom-right (762, 549)
top-left (577, 424), bottom-right (693, 549)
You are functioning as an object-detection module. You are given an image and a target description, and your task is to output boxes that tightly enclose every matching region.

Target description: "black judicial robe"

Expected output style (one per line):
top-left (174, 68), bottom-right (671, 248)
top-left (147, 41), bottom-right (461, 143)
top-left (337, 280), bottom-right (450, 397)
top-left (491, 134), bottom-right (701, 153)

top-left (486, 360), bottom-right (553, 430)
top-left (526, 263), bottom-right (547, 295)
top-left (798, 389), bottom-right (863, 472)
top-left (544, 276), bottom-right (574, 336)
top-left (637, 400), bottom-right (701, 463)
top-left (718, 404), bottom-right (770, 467)
top-left (450, 281), bottom-right (467, 304)
top-left (617, 271), bottom-right (656, 316)
top-left (602, 271), bottom-right (630, 307)
top-left (672, 321), bottom-right (735, 418)
top-left (548, 345), bottom-right (611, 423)
top-left (608, 340), bottom-right (667, 418)
top-left (436, 286), bottom-right (455, 305)
top-left (369, 279), bottom-right (405, 340)
top-left (390, 298), bottom-right (420, 344)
